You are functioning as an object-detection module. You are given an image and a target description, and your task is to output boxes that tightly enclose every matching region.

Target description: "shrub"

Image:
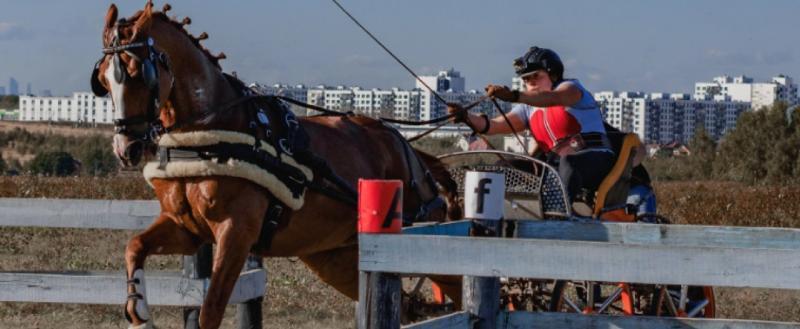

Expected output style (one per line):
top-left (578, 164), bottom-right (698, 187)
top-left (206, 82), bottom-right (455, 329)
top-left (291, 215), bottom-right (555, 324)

top-left (27, 151), bottom-right (79, 176)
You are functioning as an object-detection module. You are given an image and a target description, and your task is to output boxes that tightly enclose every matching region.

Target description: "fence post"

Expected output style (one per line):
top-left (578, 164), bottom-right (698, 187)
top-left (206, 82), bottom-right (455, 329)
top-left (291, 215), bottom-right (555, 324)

top-left (237, 255), bottom-right (264, 329)
top-left (463, 171), bottom-right (505, 329)
top-left (183, 243), bottom-right (213, 329)
top-left (356, 179), bottom-right (403, 329)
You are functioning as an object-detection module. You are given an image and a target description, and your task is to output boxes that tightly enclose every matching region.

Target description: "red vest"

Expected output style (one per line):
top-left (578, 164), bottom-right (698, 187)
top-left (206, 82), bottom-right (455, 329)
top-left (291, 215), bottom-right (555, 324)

top-left (529, 106), bottom-right (582, 153)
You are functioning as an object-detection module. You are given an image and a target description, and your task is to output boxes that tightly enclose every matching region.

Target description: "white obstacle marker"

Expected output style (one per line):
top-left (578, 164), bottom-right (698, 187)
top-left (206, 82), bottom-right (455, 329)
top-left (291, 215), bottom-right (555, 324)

top-left (463, 171), bottom-right (505, 221)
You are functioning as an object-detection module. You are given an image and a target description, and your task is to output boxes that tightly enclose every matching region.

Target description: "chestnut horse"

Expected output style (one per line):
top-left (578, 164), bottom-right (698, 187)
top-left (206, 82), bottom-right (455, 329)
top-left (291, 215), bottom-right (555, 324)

top-left (91, 3), bottom-right (461, 328)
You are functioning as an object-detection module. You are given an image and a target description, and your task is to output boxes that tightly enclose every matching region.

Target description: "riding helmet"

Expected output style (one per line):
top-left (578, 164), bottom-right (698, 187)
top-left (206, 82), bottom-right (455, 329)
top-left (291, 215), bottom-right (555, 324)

top-left (513, 46), bottom-right (564, 82)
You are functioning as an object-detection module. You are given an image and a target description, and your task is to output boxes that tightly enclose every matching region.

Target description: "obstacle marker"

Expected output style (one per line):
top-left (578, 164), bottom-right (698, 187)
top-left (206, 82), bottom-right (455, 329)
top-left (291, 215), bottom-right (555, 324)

top-left (464, 171), bottom-right (506, 221)
top-left (358, 179), bottom-right (403, 234)
top-left (357, 179), bottom-right (403, 329)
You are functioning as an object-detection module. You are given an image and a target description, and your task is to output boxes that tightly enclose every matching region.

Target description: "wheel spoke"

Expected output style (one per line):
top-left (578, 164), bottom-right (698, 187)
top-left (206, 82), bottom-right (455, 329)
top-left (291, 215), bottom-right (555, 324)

top-left (563, 295), bottom-right (583, 313)
top-left (678, 285), bottom-right (689, 312)
top-left (664, 287), bottom-right (679, 316)
top-left (595, 286), bottom-right (623, 314)
top-left (686, 299), bottom-right (710, 318)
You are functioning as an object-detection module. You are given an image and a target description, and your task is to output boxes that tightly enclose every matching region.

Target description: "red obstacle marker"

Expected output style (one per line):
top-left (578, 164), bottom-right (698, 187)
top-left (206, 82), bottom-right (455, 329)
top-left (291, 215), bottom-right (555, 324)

top-left (358, 179), bottom-right (403, 234)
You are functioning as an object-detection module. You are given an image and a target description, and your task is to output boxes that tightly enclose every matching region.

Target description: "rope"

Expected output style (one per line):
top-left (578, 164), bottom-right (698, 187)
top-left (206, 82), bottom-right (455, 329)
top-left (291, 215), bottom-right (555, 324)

top-left (407, 96), bottom-right (488, 142)
top-left (489, 98), bottom-right (528, 155)
top-left (329, 0), bottom-right (448, 106)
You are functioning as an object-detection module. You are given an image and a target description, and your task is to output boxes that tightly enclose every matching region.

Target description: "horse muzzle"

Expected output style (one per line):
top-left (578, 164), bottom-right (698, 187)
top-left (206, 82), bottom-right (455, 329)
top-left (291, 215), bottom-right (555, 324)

top-left (113, 134), bottom-right (145, 167)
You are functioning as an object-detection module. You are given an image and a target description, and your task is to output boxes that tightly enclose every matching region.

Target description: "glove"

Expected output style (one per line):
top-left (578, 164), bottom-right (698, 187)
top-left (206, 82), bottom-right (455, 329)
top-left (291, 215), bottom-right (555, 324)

top-left (447, 103), bottom-right (467, 123)
top-left (485, 85), bottom-right (519, 102)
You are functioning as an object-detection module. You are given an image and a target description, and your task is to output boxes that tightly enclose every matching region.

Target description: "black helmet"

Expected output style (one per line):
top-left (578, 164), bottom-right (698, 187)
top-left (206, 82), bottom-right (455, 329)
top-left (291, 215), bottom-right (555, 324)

top-left (513, 46), bottom-right (564, 82)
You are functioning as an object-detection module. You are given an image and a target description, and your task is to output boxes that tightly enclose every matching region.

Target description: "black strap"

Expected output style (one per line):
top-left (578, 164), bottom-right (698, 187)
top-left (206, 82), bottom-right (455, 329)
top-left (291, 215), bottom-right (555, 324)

top-left (254, 196), bottom-right (284, 252)
top-left (158, 143), bottom-right (309, 199)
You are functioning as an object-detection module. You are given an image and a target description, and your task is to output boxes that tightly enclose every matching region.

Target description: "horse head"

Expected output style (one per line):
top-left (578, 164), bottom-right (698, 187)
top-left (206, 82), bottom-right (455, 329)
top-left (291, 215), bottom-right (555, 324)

top-left (91, 2), bottom-right (236, 167)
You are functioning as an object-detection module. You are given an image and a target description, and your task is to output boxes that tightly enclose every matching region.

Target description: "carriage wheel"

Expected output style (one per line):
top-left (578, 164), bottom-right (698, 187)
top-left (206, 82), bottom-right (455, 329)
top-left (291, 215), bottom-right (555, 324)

top-left (501, 278), bottom-right (555, 312)
top-left (400, 276), bottom-right (454, 323)
top-left (648, 285), bottom-right (715, 318)
top-left (549, 280), bottom-right (637, 315)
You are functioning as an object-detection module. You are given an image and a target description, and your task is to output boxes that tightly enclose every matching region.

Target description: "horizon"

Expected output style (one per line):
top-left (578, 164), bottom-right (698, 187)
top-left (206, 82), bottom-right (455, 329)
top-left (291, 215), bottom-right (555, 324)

top-left (1, 1), bottom-right (798, 96)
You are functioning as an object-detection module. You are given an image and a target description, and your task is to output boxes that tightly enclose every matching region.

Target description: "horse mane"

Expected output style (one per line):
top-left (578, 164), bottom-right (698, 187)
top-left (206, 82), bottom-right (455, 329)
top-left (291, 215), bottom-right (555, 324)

top-left (126, 4), bottom-right (225, 69)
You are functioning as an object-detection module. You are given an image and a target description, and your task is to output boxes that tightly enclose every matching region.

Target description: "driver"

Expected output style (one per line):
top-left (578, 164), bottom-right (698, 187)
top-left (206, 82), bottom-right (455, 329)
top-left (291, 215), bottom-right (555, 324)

top-left (448, 46), bottom-right (614, 214)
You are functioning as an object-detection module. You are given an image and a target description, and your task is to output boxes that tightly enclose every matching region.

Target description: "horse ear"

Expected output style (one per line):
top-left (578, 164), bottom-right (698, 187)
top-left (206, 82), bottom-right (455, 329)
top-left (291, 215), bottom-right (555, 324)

top-left (105, 4), bottom-right (118, 30)
top-left (133, 2), bottom-right (154, 36)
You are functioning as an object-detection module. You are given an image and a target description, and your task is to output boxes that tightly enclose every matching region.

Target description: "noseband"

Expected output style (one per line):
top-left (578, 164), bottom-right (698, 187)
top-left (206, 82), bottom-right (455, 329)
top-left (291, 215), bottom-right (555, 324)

top-left (90, 22), bottom-right (173, 144)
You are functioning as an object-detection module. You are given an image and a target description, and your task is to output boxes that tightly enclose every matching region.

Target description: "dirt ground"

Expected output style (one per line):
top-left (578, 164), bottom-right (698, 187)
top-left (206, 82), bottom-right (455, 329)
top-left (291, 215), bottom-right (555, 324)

top-left (0, 177), bottom-right (798, 328)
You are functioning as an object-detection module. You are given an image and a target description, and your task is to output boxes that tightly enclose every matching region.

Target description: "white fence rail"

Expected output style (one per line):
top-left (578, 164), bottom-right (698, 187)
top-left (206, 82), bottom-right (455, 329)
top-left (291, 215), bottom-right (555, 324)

top-left (360, 220), bottom-right (800, 329)
top-left (0, 198), bottom-right (266, 328)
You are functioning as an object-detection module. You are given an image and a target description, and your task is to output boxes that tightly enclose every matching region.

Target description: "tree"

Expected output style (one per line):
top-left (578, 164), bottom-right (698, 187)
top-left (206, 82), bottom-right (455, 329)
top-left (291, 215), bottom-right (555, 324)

top-left (76, 135), bottom-right (118, 176)
top-left (715, 102), bottom-right (797, 184)
top-left (687, 124), bottom-right (716, 179)
top-left (0, 156), bottom-right (6, 174)
top-left (27, 151), bottom-right (79, 176)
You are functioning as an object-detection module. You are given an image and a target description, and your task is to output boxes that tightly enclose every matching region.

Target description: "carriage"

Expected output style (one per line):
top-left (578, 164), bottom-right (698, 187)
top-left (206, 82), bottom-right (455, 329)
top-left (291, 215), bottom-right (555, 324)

top-left (403, 138), bottom-right (716, 320)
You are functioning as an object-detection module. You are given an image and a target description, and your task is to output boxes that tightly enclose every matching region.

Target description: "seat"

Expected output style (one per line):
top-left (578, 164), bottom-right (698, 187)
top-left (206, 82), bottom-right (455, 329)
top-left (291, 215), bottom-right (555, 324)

top-left (592, 133), bottom-right (643, 222)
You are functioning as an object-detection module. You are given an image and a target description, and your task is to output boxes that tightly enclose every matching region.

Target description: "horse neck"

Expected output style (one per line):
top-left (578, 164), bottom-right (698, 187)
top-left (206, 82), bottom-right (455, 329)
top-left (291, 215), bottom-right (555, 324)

top-left (152, 20), bottom-right (239, 129)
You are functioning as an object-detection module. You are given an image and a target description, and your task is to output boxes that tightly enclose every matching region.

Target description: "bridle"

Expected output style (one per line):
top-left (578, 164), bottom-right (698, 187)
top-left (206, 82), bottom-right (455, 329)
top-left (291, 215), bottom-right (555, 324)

top-left (90, 22), bottom-right (174, 144)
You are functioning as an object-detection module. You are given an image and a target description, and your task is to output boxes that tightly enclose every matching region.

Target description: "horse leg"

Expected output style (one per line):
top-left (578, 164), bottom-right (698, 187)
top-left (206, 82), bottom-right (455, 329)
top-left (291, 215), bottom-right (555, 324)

top-left (199, 219), bottom-right (260, 329)
top-left (300, 244), bottom-right (359, 299)
top-left (125, 214), bottom-right (202, 329)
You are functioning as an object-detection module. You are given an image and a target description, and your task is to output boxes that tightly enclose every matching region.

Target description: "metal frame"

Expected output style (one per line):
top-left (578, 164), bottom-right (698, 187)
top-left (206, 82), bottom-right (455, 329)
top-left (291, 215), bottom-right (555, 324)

top-left (437, 150), bottom-right (572, 218)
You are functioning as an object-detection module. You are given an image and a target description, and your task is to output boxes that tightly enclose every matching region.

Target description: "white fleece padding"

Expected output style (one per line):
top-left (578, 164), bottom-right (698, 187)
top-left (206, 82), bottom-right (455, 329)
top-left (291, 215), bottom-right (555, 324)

top-left (143, 130), bottom-right (312, 210)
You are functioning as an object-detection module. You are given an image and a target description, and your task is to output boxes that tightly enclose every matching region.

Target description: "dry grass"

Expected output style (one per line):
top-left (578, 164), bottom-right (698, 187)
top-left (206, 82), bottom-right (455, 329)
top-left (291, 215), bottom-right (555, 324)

top-left (0, 121), bottom-right (113, 138)
top-left (1, 177), bottom-right (798, 327)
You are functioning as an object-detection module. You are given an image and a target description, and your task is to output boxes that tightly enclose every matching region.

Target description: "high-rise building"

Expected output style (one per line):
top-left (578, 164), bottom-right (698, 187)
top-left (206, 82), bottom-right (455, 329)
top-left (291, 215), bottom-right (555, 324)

top-left (0, 86), bottom-right (6, 96)
top-left (694, 75), bottom-right (797, 110)
top-left (8, 78), bottom-right (19, 96)
top-left (596, 91), bottom-right (749, 145)
top-left (416, 69), bottom-right (504, 121)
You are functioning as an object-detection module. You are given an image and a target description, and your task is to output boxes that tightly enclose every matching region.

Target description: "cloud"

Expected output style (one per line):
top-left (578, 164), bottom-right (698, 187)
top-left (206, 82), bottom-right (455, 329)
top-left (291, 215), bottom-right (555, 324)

top-left (340, 54), bottom-right (387, 68)
top-left (704, 48), bottom-right (796, 69)
top-left (0, 22), bottom-right (34, 41)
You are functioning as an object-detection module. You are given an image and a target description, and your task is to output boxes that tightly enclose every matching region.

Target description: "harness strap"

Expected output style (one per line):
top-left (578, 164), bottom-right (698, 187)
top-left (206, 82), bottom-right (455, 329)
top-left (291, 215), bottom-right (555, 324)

top-left (157, 143), bottom-right (308, 199)
top-left (253, 196), bottom-right (284, 253)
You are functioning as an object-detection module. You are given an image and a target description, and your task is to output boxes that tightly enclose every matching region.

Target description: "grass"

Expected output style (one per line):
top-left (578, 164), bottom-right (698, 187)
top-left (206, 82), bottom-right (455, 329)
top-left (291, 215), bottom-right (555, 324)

top-left (1, 176), bottom-right (799, 327)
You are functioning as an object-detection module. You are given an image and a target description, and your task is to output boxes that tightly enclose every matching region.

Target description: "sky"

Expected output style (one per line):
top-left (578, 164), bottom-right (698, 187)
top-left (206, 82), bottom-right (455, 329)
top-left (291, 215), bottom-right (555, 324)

top-left (0, 0), bottom-right (798, 96)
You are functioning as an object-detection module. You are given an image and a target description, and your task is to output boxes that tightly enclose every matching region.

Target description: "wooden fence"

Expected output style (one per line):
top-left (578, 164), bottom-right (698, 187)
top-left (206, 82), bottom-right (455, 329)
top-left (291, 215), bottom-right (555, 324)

top-left (0, 198), bottom-right (266, 329)
top-left (358, 219), bottom-right (800, 329)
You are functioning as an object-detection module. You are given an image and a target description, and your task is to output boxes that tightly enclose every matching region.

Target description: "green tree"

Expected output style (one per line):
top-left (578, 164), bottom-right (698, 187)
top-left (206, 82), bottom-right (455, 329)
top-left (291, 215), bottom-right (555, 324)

top-left (714, 109), bottom-right (765, 183)
top-left (0, 95), bottom-right (19, 109)
top-left (76, 135), bottom-right (118, 176)
top-left (687, 124), bottom-right (716, 179)
top-left (27, 151), bottom-right (79, 176)
top-left (714, 102), bottom-right (797, 184)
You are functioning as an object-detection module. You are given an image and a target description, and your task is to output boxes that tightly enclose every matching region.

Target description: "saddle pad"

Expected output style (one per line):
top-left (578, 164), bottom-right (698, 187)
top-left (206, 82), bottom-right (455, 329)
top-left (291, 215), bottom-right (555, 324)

top-left (143, 130), bottom-right (313, 210)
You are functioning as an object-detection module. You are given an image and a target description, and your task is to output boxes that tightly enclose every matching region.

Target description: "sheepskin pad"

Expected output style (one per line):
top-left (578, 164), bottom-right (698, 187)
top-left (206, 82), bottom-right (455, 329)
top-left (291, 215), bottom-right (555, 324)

top-left (143, 130), bottom-right (313, 210)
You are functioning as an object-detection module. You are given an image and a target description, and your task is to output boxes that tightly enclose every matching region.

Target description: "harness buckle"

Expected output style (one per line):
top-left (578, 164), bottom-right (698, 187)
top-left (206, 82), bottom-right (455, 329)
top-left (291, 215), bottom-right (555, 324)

top-left (257, 111), bottom-right (269, 125)
top-left (279, 139), bottom-right (293, 156)
top-left (158, 147), bottom-right (169, 170)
